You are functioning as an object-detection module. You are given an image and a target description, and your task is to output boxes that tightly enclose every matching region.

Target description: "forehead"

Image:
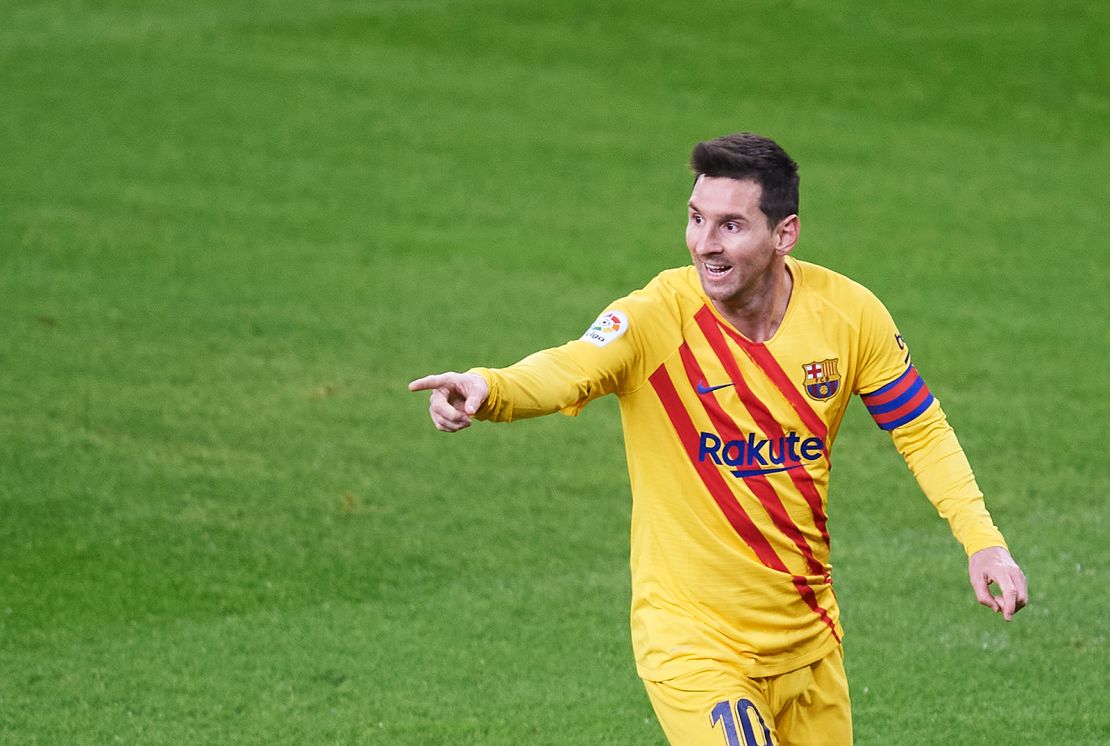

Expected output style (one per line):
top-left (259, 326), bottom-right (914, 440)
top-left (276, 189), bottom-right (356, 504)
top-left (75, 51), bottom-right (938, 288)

top-left (689, 175), bottom-right (764, 217)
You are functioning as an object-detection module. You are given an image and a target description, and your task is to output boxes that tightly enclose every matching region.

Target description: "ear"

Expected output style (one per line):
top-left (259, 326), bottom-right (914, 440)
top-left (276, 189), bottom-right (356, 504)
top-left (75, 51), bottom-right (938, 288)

top-left (774, 214), bottom-right (800, 256)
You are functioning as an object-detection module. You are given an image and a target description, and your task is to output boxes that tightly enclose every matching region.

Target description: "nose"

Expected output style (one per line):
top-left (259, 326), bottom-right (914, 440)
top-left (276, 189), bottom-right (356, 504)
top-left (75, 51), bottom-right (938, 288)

top-left (691, 224), bottom-right (718, 256)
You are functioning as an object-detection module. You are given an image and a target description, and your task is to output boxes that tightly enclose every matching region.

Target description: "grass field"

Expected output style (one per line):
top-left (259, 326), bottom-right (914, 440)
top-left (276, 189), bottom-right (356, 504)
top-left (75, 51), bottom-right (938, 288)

top-left (2, 0), bottom-right (1108, 743)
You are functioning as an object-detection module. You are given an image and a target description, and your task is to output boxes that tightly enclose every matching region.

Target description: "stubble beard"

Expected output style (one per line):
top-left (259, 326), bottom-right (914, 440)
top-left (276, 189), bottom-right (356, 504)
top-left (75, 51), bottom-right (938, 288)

top-left (698, 254), bottom-right (780, 315)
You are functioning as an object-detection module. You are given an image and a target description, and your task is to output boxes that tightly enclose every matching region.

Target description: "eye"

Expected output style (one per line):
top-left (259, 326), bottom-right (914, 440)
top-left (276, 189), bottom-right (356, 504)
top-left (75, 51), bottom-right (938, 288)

top-left (723, 221), bottom-right (740, 233)
top-left (690, 213), bottom-right (704, 225)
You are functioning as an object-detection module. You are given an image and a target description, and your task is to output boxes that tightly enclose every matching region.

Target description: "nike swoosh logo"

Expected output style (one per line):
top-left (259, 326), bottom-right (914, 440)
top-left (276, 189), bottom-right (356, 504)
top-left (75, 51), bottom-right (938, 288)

top-left (731, 464), bottom-right (806, 477)
top-left (696, 381), bottom-right (735, 395)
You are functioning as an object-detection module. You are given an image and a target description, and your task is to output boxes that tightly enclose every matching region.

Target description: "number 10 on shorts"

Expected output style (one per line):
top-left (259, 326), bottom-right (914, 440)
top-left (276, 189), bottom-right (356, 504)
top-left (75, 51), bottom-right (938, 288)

top-left (710, 698), bottom-right (773, 746)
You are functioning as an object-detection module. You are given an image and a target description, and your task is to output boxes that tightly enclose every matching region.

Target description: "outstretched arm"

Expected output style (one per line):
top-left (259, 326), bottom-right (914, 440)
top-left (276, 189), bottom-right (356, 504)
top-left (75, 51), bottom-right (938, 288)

top-left (409, 300), bottom-right (650, 431)
top-left (409, 371), bottom-right (489, 433)
top-left (968, 545), bottom-right (1028, 621)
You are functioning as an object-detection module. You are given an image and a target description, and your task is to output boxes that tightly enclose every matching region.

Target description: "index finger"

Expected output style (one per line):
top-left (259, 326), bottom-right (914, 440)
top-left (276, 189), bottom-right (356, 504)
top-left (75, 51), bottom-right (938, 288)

top-left (972, 578), bottom-right (1000, 612)
top-left (408, 374), bottom-right (450, 392)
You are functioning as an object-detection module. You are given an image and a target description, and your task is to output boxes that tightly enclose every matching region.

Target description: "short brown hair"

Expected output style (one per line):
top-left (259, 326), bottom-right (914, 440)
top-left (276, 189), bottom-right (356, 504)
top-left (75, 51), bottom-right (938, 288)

top-left (690, 133), bottom-right (799, 227)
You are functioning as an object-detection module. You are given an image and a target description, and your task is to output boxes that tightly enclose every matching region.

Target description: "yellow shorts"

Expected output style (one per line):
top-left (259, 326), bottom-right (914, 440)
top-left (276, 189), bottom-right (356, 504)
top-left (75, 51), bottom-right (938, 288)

top-left (642, 646), bottom-right (852, 746)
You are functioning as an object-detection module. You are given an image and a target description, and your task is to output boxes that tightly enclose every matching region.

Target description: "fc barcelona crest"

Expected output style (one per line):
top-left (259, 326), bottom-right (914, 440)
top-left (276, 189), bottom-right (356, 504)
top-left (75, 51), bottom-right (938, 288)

top-left (802, 359), bottom-right (841, 401)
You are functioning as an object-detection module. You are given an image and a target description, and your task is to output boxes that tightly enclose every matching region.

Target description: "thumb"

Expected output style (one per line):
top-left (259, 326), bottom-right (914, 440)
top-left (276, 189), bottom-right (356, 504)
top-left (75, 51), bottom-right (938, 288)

top-left (463, 383), bottom-right (486, 415)
top-left (972, 576), bottom-right (1001, 612)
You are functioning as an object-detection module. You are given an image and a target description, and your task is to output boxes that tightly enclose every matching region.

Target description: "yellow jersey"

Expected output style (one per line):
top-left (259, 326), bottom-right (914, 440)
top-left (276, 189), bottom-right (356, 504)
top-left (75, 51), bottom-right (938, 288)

top-left (471, 257), bottom-right (1006, 681)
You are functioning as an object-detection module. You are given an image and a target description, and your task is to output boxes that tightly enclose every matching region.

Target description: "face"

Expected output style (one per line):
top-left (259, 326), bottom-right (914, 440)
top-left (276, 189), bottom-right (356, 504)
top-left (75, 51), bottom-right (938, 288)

top-left (685, 175), bottom-right (798, 308)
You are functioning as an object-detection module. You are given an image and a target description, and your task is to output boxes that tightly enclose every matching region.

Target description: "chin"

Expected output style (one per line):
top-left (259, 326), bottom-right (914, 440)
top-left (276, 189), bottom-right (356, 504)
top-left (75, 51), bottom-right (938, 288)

top-left (698, 276), bottom-right (735, 302)
top-left (700, 286), bottom-right (733, 305)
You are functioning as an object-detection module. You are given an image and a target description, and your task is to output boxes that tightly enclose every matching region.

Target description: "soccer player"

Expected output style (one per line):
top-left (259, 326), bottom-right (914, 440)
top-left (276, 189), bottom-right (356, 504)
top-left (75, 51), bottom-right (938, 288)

top-left (408, 133), bottom-right (1027, 745)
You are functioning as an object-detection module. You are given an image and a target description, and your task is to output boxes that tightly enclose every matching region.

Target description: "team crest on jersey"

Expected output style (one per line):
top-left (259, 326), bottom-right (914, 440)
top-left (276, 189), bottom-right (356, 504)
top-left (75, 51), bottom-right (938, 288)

top-left (580, 310), bottom-right (628, 347)
top-left (802, 359), bottom-right (841, 401)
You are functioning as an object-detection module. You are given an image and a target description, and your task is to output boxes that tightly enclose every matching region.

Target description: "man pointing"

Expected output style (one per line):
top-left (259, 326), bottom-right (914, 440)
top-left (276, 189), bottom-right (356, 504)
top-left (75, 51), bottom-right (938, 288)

top-left (410, 133), bottom-right (1027, 745)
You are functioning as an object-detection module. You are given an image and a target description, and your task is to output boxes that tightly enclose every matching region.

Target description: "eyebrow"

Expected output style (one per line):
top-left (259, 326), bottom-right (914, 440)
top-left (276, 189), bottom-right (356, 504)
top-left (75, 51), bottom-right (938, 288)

top-left (687, 201), bottom-right (748, 223)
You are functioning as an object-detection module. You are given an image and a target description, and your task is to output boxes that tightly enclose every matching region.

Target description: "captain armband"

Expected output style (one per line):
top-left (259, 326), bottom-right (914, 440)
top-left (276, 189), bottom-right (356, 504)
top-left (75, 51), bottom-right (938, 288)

top-left (861, 365), bottom-right (935, 431)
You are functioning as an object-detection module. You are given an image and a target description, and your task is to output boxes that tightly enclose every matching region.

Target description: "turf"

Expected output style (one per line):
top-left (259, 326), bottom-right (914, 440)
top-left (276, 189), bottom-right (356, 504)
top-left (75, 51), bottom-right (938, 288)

top-left (1, 0), bottom-right (1108, 743)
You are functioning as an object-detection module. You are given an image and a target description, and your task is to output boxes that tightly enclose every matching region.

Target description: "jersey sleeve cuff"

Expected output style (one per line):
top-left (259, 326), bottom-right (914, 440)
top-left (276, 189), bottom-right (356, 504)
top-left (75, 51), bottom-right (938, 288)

top-left (466, 367), bottom-right (504, 421)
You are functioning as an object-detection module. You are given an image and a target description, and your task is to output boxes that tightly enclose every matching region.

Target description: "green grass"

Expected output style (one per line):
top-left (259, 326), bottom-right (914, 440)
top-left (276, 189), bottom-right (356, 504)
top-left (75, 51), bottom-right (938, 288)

top-left (2, 0), bottom-right (1108, 742)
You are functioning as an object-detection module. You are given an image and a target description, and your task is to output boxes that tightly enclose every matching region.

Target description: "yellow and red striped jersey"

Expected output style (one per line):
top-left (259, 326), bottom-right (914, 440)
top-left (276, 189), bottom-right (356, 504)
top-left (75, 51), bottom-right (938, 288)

top-left (471, 257), bottom-right (1006, 681)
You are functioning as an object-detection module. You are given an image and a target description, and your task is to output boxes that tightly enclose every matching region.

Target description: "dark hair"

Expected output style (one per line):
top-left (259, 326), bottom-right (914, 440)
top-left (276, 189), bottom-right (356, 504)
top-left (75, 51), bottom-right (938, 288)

top-left (689, 133), bottom-right (799, 227)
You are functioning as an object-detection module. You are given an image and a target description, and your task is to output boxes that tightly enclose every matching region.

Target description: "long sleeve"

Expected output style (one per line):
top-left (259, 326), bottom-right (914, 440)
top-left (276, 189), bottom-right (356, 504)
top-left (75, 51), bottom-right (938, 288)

top-left (468, 298), bottom-right (660, 422)
top-left (469, 341), bottom-right (628, 422)
top-left (888, 400), bottom-right (1007, 556)
top-left (851, 288), bottom-right (1007, 557)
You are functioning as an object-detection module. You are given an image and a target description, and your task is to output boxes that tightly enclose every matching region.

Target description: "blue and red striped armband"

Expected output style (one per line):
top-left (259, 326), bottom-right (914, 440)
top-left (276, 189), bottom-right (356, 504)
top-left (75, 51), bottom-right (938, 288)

top-left (861, 365), bottom-right (935, 431)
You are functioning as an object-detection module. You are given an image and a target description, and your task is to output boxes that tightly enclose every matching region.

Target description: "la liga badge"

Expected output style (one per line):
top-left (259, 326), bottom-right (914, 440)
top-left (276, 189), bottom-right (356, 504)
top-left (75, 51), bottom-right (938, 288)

top-left (581, 310), bottom-right (628, 347)
top-left (802, 358), bottom-right (841, 401)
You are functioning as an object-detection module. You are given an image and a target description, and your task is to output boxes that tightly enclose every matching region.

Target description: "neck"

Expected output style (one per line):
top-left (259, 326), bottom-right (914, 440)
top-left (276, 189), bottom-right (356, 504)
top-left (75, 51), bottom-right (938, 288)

top-left (712, 260), bottom-right (793, 343)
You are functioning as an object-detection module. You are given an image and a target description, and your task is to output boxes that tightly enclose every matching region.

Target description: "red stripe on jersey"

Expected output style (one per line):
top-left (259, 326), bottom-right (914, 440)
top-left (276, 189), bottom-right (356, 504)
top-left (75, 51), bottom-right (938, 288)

top-left (678, 343), bottom-right (826, 578)
top-left (694, 307), bottom-right (830, 545)
top-left (649, 363), bottom-right (784, 570)
top-left (710, 313), bottom-right (830, 443)
top-left (649, 363), bottom-right (840, 642)
top-left (791, 575), bottom-right (837, 642)
top-left (871, 382), bottom-right (932, 428)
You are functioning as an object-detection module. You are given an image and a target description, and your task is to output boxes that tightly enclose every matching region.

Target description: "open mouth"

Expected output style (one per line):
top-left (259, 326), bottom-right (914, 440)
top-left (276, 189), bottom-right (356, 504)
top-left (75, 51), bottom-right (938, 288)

top-left (703, 262), bottom-right (732, 278)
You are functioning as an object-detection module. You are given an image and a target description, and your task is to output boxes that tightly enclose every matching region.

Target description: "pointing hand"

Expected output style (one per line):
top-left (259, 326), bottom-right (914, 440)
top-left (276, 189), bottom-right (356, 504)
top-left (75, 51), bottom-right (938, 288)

top-left (408, 372), bottom-right (490, 433)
